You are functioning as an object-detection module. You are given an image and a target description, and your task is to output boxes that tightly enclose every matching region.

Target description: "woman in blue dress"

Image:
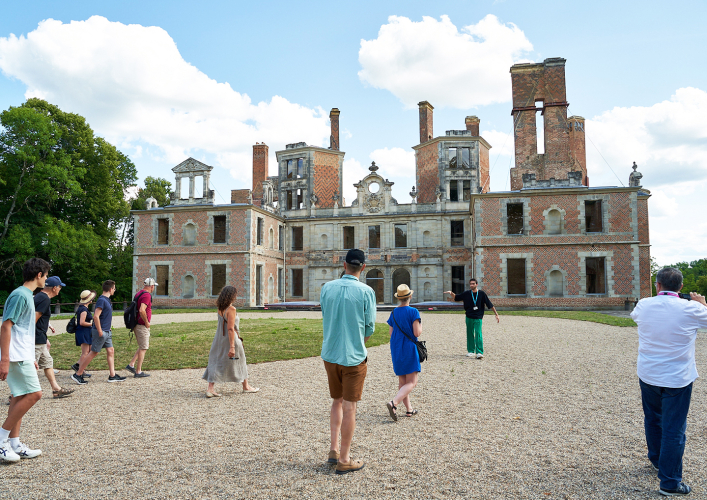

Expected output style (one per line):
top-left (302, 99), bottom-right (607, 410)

top-left (386, 284), bottom-right (423, 421)
top-left (72, 290), bottom-right (95, 377)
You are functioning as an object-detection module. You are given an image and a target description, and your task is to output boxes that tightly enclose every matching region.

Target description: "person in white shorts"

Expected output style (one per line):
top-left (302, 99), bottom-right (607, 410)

top-left (0, 258), bottom-right (50, 462)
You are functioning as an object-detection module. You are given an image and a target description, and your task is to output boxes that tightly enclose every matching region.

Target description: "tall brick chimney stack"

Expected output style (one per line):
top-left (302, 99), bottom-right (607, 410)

top-left (252, 142), bottom-right (269, 206)
top-left (329, 108), bottom-right (340, 151)
top-left (418, 101), bottom-right (434, 143)
top-left (465, 116), bottom-right (480, 136)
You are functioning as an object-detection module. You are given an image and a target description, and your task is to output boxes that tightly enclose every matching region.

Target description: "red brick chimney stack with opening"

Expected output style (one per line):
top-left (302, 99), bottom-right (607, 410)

top-left (465, 116), bottom-right (480, 136)
top-left (329, 108), bottom-right (340, 151)
top-left (252, 142), bottom-right (269, 206)
top-left (418, 101), bottom-right (434, 143)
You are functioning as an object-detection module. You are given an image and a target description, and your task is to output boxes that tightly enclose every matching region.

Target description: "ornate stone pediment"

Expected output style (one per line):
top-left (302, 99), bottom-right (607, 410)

top-left (172, 158), bottom-right (213, 173)
top-left (363, 194), bottom-right (383, 213)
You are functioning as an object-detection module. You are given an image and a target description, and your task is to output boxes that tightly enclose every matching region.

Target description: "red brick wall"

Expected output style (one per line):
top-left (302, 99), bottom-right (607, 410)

top-left (231, 189), bottom-right (251, 204)
top-left (313, 151), bottom-right (341, 208)
top-left (418, 101), bottom-right (433, 143)
top-left (569, 117), bottom-right (587, 184)
top-left (252, 144), bottom-right (269, 205)
top-left (415, 142), bottom-right (439, 203)
top-left (465, 116), bottom-right (480, 136)
top-left (479, 143), bottom-right (490, 193)
top-left (329, 109), bottom-right (340, 150)
top-left (638, 197), bottom-right (651, 298)
top-left (608, 192), bottom-right (632, 233)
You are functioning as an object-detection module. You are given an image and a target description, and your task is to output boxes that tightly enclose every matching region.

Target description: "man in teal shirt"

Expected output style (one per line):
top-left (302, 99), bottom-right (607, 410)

top-left (320, 248), bottom-right (376, 475)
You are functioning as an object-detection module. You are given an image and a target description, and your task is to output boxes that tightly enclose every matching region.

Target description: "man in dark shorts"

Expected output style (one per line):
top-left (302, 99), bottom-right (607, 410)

top-left (71, 280), bottom-right (126, 384)
top-left (125, 278), bottom-right (156, 378)
top-left (320, 249), bottom-right (376, 474)
top-left (444, 278), bottom-right (499, 359)
top-left (34, 276), bottom-right (74, 398)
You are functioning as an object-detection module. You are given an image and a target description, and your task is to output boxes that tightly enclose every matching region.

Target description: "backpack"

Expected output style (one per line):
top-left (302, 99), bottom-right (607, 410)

top-left (124, 290), bottom-right (148, 331)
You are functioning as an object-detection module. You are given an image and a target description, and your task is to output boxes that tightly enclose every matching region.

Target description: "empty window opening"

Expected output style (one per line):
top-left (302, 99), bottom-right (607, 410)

top-left (256, 218), bottom-right (264, 246)
top-left (211, 264), bottom-right (226, 296)
top-left (536, 100), bottom-right (544, 154)
top-left (452, 266), bottom-right (465, 295)
top-left (546, 209), bottom-right (562, 235)
top-left (462, 180), bottom-right (471, 201)
top-left (585, 201), bottom-right (603, 233)
top-left (292, 268), bottom-right (303, 296)
top-left (507, 259), bottom-right (526, 295)
top-left (343, 226), bottom-right (355, 249)
top-left (287, 158), bottom-right (304, 179)
top-left (366, 269), bottom-right (384, 304)
top-left (586, 257), bottom-right (606, 294)
top-left (194, 176), bottom-right (203, 198)
top-left (287, 189), bottom-right (303, 209)
top-left (448, 147), bottom-right (457, 168)
top-left (256, 265), bottom-right (263, 306)
top-left (507, 203), bottom-right (524, 235)
top-left (450, 180), bottom-right (459, 202)
top-left (548, 270), bottom-right (563, 297)
top-left (450, 220), bottom-right (464, 247)
top-left (369, 225), bottom-right (381, 249)
top-left (213, 216), bottom-right (226, 243)
top-left (180, 180), bottom-right (189, 199)
top-left (157, 219), bottom-right (170, 245)
top-left (461, 148), bottom-right (471, 168)
top-left (394, 224), bottom-right (407, 248)
top-left (183, 223), bottom-right (196, 246)
top-left (182, 275), bottom-right (195, 299)
top-left (292, 226), bottom-right (303, 251)
top-left (278, 225), bottom-right (284, 251)
top-left (392, 268), bottom-right (411, 302)
top-left (155, 266), bottom-right (169, 296)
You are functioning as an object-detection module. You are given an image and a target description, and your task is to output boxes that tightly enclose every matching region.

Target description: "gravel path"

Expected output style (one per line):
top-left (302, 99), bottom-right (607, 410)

top-left (2, 314), bottom-right (706, 499)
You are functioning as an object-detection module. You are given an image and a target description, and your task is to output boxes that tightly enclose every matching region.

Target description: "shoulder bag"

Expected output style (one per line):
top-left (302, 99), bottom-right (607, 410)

top-left (392, 309), bottom-right (427, 363)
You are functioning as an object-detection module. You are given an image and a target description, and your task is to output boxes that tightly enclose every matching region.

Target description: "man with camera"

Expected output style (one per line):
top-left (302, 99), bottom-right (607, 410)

top-left (631, 267), bottom-right (707, 496)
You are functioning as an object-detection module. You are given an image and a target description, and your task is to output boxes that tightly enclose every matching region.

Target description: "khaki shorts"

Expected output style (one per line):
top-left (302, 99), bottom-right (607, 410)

top-left (134, 324), bottom-right (150, 350)
top-left (34, 344), bottom-right (53, 369)
top-left (324, 359), bottom-right (367, 402)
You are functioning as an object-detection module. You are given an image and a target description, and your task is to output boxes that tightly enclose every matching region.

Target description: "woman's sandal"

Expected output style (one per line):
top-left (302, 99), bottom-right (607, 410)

top-left (386, 400), bottom-right (398, 421)
top-left (206, 391), bottom-right (222, 398)
top-left (405, 409), bottom-right (419, 417)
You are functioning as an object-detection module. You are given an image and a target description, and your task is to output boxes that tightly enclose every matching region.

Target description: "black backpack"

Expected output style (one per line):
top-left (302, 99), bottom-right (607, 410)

top-left (124, 291), bottom-right (148, 331)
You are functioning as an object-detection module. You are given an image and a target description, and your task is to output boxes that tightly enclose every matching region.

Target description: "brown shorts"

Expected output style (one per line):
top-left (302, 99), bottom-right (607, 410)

top-left (34, 344), bottom-right (53, 369)
top-left (324, 359), bottom-right (367, 402)
top-left (134, 324), bottom-right (150, 350)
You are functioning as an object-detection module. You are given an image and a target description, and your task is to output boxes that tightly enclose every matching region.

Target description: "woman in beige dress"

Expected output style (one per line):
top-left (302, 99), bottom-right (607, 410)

top-left (202, 286), bottom-right (259, 397)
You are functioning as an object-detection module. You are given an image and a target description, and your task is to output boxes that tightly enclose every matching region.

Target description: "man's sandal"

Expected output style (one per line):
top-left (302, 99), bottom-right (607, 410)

top-left (386, 400), bottom-right (398, 421)
top-left (53, 387), bottom-right (74, 399)
top-left (405, 409), bottom-right (418, 417)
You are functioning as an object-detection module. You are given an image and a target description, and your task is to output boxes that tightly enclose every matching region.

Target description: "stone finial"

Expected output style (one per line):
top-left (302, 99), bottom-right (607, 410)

top-left (369, 161), bottom-right (379, 172)
top-left (629, 161), bottom-right (643, 187)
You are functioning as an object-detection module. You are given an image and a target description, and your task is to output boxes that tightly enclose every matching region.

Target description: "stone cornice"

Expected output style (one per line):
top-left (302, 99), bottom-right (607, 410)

top-left (412, 136), bottom-right (493, 151)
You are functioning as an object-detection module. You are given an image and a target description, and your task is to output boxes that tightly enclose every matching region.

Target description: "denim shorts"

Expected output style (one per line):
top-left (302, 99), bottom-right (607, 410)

top-left (91, 328), bottom-right (113, 352)
top-left (7, 360), bottom-right (42, 397)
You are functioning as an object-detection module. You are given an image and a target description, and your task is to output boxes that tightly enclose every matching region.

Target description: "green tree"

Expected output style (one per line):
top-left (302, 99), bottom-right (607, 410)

top-left (131, 176), bottom-right (172, 210)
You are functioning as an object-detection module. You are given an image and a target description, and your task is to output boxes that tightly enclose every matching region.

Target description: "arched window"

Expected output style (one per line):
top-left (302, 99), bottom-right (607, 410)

top-left (546, 209), bottom-right (562, 235)
top-left (422, 231), bottom-right (431, 247)
top-left (269, 228), bottom-right (274, 249)
top-left (183, 224), bottom-right (196, 246)
top-left (548, 270), bottom-right (564, 297)
top-left (366, 269), bottom-right (384, 304)
top-left (268, 276), bottom-right (274, 304)
top-left (321, 233), bottom-right (328, 249)
top-left (392, 268), bottom-right (411, 302)
top-left (182, 275), bottom-right (195, 299)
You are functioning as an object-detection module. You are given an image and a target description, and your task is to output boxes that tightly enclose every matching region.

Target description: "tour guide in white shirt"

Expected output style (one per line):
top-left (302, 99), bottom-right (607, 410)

top-left (631, 267), bottom-right (707, 496)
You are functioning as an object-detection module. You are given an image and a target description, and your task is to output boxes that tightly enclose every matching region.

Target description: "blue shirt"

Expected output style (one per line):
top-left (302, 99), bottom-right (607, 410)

top-left (1, 286), bottom-right (36, 362)
top-left (94, 295), bottom-right (113, 331)
top-left (320, 274), bottom-right (376, 366)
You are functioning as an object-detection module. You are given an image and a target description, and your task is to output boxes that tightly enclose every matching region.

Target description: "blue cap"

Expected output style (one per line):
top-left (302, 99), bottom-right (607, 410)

top-left (46, 276), bottom-right (66, 287)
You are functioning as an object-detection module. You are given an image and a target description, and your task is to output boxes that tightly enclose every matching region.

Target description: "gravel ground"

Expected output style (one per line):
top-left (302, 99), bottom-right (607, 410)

top-left (2, 313), bottom-right (706, 499)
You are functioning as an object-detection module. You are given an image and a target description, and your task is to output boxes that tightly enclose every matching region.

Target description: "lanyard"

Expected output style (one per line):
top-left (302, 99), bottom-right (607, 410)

top-left (658, 291), bottom-right (679, 297)
top-left (471, 291), bottom-right (479, 305)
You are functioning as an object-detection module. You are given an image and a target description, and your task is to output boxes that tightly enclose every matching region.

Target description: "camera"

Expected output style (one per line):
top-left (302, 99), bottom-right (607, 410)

top-left (678, 293), bottom-right (692, 301)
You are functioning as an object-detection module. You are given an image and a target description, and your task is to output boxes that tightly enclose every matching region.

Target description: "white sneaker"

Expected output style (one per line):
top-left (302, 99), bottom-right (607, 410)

top-left (12, 442), bottom-right (42, 459)
top-left (466, 352), bottom-right (475, 357)
top-left (0, 439), bottom-right (21, 462)
top-left (476, 353), bottom-right (484, 359)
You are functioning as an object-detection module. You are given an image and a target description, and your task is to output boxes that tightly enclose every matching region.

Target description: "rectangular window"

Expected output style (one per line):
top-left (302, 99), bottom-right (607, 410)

top-left (155, 266), bottom-right (169, 296)
top-left (394, 224), bottom-right (407, 248)
top-left (256, 218), bottom-right (263, 246)
top-left (369, 225), bottom-right (381, 249)
top-left (292, 268), bottom-right (303, 297)
top-left (287, 160), bottom-right (295, 179)
top-left (507, 258), bottom-right (526, 295)
top-left (287, 159), bottom-right (304, 179)
top-left (213, 216), bottom-right (226, 243)
top-left (452, 266), bottom-right (465, 295)
top-left (585, 200), bottom-right (603, 233)
top-left (287, 190), bottom-right (293, 210)
top-left (536, 100), bottom-right (544, 154)
top-left (343, 226), bottom-right (355, 249)
top-left (462, 180), bottom-right (471, 201)
top-left (461, 148), bottom-right (471, 168)
top-left (449, 180), bottom-right (459, 202)
top-left (277, 268), bottom-right (283, 298)
top-left (586, 257), bottom-right (606, 294)
top-left (297, 158), bottom-right (304, 178)
top-left (211, 264), bottom-right (226, 296)
top-left (448, 147), bottom-right (457, 168)
top-left (297, 189), bottom-right (303, 209)
top-left (256, 265), bottom-right (263, 306)
top-left (278, 225), bottom-right (284, 251)
top-left (451, 220), bottom-right (464, 246)
top-left (292, 226), bottom-right (303, 251)
top-left (157, 219), bottom-right (169, 245)
top-left (507, 203), bottom-right (524, 235)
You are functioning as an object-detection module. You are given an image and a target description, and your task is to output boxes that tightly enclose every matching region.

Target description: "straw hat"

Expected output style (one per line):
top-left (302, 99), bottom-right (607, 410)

top-left (394, 284), bottom-right (414, 299)
top-left (79, 290), bottom-right (96, 304)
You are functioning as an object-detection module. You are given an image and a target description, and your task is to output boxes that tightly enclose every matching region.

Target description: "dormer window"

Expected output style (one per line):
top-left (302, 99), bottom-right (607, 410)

top-left (287, 158), bottom-right (304, 179)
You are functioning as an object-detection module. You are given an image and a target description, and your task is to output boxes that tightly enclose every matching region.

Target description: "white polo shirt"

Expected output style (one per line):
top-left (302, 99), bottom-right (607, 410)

top-left (631, 293), bottom-right (707, 388)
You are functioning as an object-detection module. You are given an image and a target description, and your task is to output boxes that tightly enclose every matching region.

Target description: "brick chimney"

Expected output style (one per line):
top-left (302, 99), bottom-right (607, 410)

top-left (418, 101), bottom-right (434, 144)
top-left (329, 108), bottom-right (340, 151)
top-left (465, 116), bottom-right (480, 136)
top-left (252, 143), bottom-right (268, 206)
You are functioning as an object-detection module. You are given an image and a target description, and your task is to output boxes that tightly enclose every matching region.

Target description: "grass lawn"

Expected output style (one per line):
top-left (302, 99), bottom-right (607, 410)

top-left (423, 309), bottom-right (636, 327)
top-left (50, 307), bottom-right (284, 320)
top-left (49, 319), bottom-right (390, 371)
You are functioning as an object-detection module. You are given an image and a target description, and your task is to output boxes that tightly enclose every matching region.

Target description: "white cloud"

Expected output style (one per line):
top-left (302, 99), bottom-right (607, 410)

top-left (0, 16), bottom-right (331, 184)
top-left (585, 87), bottom-right (707, 264)
top-left (358, 14), bottom-right (533, 108)
top-left (342, 148), bottom-right (416, 205)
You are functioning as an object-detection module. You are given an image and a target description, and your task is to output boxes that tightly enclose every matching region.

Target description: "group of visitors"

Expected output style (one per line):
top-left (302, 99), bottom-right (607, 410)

top-left (2, 254), bottom-right (706, 497)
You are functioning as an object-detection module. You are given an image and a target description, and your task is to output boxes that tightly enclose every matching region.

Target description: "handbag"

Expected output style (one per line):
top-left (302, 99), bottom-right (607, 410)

top-left (66, 312), bottom-right (78, 334)
top-left (391, 309), bottom-right (427, 363)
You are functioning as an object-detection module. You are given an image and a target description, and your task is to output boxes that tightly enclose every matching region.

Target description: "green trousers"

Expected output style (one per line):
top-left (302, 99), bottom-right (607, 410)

top-left (465, 317), bottom-right (484, 354)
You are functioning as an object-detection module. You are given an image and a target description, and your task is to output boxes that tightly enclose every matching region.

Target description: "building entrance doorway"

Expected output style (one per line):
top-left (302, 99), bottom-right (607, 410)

top-left (392, 268), bottom-right (411, 302)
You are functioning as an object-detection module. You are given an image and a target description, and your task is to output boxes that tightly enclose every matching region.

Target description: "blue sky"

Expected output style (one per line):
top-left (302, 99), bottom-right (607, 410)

top-left (1, 0), bottom-right (706, 264)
